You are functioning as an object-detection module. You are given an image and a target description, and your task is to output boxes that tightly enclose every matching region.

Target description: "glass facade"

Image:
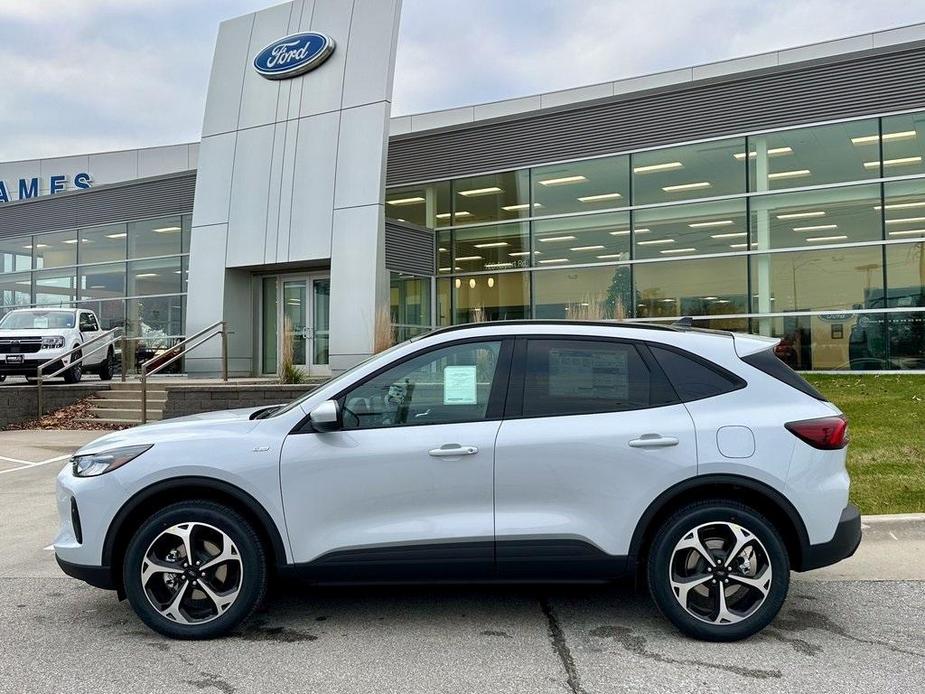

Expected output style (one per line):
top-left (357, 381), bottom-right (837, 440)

top-left (0, 214), bottom-right (191, 372)
top-left (386, 111), bottom-right (925, 370)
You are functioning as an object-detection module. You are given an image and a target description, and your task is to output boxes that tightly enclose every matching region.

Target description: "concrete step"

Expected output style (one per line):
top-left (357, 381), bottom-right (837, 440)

top-left (92, 392), bottom-right (167, 403)
top-left (90, 407), bottom-right (163, 418)
top-left (107, 383), bottom-right (168, 393)
top-left (75, 417), bottom-right (151, 425)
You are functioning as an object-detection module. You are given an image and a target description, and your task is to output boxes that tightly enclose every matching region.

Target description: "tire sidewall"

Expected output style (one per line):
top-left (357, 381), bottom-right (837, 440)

top-left (648, 503), bottom-right (790, 642)
top-left (123, 502), bottom-right (266, 640)
top-left (98, 350), bottom-right (113, 380)
top-left (64, 350), bottom-right (82, 383)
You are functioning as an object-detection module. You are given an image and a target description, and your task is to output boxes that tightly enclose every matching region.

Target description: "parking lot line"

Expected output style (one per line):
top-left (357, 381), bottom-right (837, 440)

top-left (0, 455), bottom-right (39, 465)
top-left (0, 454), bottom-right (71, 475)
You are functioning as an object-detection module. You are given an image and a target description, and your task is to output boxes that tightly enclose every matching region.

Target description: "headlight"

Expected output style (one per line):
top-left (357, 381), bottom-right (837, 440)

top-left (41, 336), bottom-right (66, 349)
top-left (72, 444), bottom-right (153, 477)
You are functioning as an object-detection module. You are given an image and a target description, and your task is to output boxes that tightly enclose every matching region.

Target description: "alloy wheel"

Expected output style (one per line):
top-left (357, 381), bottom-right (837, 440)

top-left (668, 521), bottom-right (773, 625)
top-left (141, 522), bottom-right (243, 625)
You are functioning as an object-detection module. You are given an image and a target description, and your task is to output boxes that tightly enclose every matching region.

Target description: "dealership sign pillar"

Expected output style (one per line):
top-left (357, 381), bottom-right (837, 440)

top-left (186, 0), bottom-right (402, 375)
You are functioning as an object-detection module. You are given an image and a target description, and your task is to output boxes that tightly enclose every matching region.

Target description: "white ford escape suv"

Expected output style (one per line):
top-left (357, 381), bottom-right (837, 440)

top-left (54, 321), bottom-right (860, 641)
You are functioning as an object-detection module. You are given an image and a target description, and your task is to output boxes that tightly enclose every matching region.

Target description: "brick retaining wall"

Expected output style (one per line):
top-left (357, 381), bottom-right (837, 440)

top-left (162, 384), bottom-right (320, 419)
top-left (0, 384), bottom-right (106, 429)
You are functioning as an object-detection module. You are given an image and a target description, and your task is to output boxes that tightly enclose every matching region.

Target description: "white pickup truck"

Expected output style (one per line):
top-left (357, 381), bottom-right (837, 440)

top-left (0, 308), bottom-right (114, 383)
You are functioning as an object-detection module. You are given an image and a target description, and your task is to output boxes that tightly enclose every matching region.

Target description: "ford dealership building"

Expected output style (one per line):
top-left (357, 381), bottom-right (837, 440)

top-left (1, 0), bottom-right (924, 376)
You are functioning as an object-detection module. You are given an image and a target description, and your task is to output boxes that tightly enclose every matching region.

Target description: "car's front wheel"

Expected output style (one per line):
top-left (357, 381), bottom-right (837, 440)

top-left (97, 349), bottom-right (114, 381)
top-left (123, 501), bottom-right (267, 639)
top-left (63, 350), bottom-right (82, 384)
top-left (647, 500), bottom-right (789, 641)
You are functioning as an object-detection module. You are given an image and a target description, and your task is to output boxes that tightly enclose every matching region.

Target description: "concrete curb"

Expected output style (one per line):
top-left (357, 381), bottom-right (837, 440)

top-left (862, 513), bottom-right (925, 523)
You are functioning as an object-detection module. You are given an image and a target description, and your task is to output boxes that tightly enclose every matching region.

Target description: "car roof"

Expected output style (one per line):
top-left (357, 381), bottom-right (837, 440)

top-left (10, 307), bottom-right (79, 313)
top-left (414, 319), bottom-right (736, 341)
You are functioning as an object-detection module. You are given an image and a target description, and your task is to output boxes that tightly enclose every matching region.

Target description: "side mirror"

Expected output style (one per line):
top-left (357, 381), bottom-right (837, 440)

top-left (309, 399), bottom-right (341, 432)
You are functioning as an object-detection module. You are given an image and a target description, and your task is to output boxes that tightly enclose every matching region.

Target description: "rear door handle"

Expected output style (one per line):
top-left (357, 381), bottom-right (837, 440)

top-left (429, 444), bottom-right (479, 457)
top-left (628, 434), bottom-right (679, 448)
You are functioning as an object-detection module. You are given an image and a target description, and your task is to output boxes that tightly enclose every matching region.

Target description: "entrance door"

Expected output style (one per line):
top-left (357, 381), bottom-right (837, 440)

top-left (272, 273), bottom-right (331, 377)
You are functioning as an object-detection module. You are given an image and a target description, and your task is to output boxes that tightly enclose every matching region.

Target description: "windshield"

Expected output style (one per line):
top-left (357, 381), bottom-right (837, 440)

top-left (268, 339), bottom-right (411, 417)
top-left (0, 310), bottom-right (75, 330)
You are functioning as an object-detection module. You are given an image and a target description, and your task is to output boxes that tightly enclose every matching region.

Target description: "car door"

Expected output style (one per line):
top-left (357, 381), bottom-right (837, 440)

top-left (493, 336), bottom-right (697, 578)
top-left (279, 338), bottom-right (513, 580)
top-left (78, 312), bottom-right (102, 364)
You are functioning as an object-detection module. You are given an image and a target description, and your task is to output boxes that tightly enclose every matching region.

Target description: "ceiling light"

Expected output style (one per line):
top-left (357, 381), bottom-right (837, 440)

top-left (864, 157), bottom-right (922, 169)
top-left (35, 243), bottom-right (48, 248)
top-left (875, 201), bottom-right (925, 210)
top-left (153, 226), bottom-right (181, 233)
top-left (776, 211), bottom-right (825, 220)
top-left (888, 229), bottom-right (925, 236)
top-left (135, 273), bottom-right (160, 278)
top-left (851, 130), bottom-right (916, 145)
top-left (106, 233), bottom-right (127, 239)
top-left (458, 186), bottom-right (502, 197)
top-left (435, 211), bottom-right (472, 220)
top-left (733, 147), bottom-right (793, 160)
top-left (805, 235), bottom-right (848, 242)
top-left (729, 243), bottom-right (749, 249)
top-left (688, 220), bottom-right (734, 228)
top-left (633, 228), bottom-right (650, 234)
top-left (710, 232), bottom-right (747, 239)
top-left (386, 196), bottom-right (425, 205)
top-left (885, 216), bottom-right (925, 225)
top-left (508, 251), bottom-right (536, 257)
top-left (570, 245), bottom-right (605, 251)
top-left (702, 296), bottom-right (718, 300)
top-left (438, 267), bottom-right (452, 272)
top-left (634, 161), bottom-right (683, 174)
top-left (537, 258), bottom-right (569, 264)
top-left (660, 247), bottom-right (697, 254)
top-left (662, 182), bottom-right (711, 192)
top-left (468, 278), bottom-right (477, 289)
top-left (767, 169), bottom-right (811, 180)
top-left (596, 253), bottom-right (625, 259)
top-left (22, 244), bottom-right (32, 249)
top-left (609, 230), bottom-right (630, 236)
top-left (501, 203), bottom-right (543, 211)
top-left (438, 247), bottom-right (447, 252)
top-left (63, 239), bottom-right (79, 244)
top-left (793, 224), bottom-right (838, 232)
top-left (538, 175), bottom-right (587, 186)
top-left (484, 262), bottom-right (514, 269)
top-left (538, 235), bottom-right (576, 242)
top-left (473, 242), bottom-right (509, 248)
top-left (577, 192), bottom-right (622, 203)
top-left (455, 255), bottom-right (483, 261)
top-left (637, 238), bottom-right (675, 245)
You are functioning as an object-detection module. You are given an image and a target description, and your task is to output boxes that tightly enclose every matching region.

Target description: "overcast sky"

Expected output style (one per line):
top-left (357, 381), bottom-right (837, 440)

top-left (1, 0), bottom-right (924, 161)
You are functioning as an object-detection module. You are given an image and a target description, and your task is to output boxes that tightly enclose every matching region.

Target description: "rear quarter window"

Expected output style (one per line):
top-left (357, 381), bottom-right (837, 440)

top-left (740, 348), bottom-right (826, 401)
top-left (649, 345), bottom-right (745, 402)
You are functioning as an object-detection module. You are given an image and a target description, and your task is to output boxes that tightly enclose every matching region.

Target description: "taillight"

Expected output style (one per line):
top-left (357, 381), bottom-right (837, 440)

top-left (785, 416), bottom-right (849, 450)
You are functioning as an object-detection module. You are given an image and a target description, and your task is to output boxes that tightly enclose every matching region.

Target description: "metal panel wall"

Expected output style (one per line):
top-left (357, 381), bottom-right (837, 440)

top-left (385, 220), bottom-right (434, 275)
top-left (0, 172), bottom-right (196, 238)
top-left (386, 46), bottom-right (925, 185)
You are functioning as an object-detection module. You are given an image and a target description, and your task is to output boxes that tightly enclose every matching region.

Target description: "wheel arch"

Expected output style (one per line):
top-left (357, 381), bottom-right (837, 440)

top-left (102, 476), bottom-right (288, 590)
top-left (629, 474), bottom-right (811, 572)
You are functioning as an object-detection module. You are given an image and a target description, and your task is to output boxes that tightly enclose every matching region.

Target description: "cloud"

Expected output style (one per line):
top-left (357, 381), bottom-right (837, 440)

top-left (0, 0), bottom-right (923, 161)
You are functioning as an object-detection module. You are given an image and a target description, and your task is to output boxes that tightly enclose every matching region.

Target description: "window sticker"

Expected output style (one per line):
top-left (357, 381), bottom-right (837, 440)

top-left (443, 365), bottom-right (478, 405)
top-left (547, 349), bottom-right (629, 400)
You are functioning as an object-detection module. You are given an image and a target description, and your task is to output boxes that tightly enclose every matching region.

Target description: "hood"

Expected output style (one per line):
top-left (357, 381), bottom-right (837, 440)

top-left (74, 405), bottom-right (280, 456)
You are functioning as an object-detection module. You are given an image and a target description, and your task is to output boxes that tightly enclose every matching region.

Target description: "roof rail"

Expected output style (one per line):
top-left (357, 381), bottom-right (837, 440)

top-left (412, 319), bottom-right (678, 341)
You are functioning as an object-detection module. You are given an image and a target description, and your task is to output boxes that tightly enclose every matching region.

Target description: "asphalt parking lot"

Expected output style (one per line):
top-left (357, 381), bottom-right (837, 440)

top-left (1, 430), bottom-right (923, 694)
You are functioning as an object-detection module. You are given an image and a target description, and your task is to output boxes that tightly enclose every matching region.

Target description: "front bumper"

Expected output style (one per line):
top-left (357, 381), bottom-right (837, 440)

top-left (55, 555), bottom-right (115, 590)
top-left (0, 358), bottom-right (64, 376)
top-left (799, 503), bottom-right (862, 571)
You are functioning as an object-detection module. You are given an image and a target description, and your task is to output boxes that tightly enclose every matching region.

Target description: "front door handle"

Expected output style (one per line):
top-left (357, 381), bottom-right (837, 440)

top-left (428, 444), bottom-right (479, 457)
top-left (628, 434), bottom-right (679, 448)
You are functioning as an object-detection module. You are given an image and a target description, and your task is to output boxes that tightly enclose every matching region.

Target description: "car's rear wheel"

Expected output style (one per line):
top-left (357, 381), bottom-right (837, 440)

top-left (97, 349), bottom-right (114, 381)
top-left (123, 501), bottom-right (267, 639)
top-left (647, 500), bottom-right (789, 641)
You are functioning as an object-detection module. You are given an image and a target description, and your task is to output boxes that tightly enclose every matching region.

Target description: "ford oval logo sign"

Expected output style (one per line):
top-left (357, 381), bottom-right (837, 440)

top-left (253, 32), bottom-right (335, 80)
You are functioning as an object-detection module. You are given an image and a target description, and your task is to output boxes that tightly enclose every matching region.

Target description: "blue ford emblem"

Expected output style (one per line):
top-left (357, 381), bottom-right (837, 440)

top-left (253, 32), bottom-right (335, 80)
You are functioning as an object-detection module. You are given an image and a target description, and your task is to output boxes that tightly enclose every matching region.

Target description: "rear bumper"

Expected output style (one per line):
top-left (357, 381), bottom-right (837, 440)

top-left (55, 555), bottom-right (115, 590)
top-left (799, 503), bottom-right (862, 571)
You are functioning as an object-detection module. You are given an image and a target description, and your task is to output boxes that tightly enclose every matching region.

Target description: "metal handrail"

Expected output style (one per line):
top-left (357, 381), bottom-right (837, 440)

top-left (36, 327), bottom-right (124, 417)
top-left (140, 321), bottom-right (227, 423)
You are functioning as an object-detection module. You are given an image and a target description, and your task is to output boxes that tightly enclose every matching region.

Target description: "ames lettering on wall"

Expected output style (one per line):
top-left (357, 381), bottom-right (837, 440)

top-left (0, 173), bottom-right (92, 203)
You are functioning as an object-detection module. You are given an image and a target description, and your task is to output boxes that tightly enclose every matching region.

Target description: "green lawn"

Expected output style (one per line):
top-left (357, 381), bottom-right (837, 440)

top-left (804, 374), bottom-right (925, 515)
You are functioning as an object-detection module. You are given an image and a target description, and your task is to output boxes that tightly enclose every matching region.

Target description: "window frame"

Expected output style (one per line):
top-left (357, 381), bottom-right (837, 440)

top-left (503, 335), bottom-right (680, 420)
top-left (294, 336), bottom-right (515, 433)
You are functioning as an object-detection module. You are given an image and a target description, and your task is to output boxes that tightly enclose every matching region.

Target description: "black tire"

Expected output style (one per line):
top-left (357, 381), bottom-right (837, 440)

top-left (97, 349), bottom-right (114, 381)
top-left (63, 349), bottom-right (82, 384)
top-left (647, 500), bottom-right (789, 642)
top-left (123, 500), bottom-right (267, 640)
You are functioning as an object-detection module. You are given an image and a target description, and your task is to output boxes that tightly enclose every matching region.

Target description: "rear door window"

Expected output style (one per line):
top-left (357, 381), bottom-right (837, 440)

top-left (520, 338), bottom-right (676, 417)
